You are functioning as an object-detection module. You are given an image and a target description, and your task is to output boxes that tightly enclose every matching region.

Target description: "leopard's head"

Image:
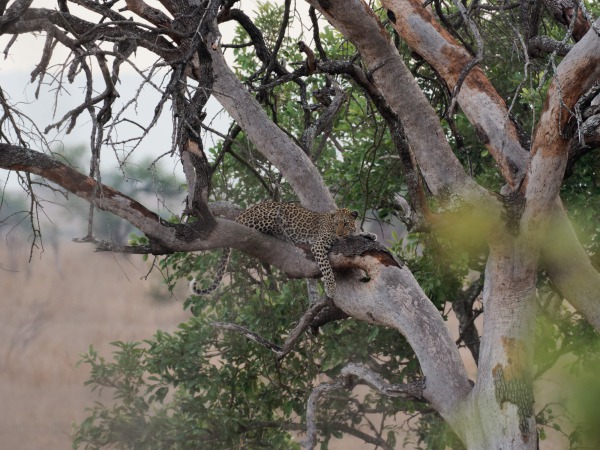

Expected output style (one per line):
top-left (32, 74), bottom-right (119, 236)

top-left (332, 208), bottom-right (359, 238)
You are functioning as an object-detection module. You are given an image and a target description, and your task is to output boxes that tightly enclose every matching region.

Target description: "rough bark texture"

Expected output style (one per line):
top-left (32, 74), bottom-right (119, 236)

top-left (524, 23), bottom-right (600, 220)
top-left (209, 33), bottom-right (335, 212)
top-left (382, 0), bottom-right (530, 187)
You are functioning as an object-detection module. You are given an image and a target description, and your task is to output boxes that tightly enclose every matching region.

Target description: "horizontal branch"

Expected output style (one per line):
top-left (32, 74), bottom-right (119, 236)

top-left (0, 144), bottom-right (167, 237)
top-left (529, 35), bottom-right (572, 56)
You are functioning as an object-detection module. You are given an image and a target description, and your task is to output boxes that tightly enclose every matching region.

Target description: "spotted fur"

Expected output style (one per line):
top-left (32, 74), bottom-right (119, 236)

top-left (190, 201), bottom-right (375, 297)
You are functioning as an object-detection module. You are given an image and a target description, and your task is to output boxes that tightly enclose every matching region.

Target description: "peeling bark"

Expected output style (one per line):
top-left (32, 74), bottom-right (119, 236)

top-left (382, 0), bottom-right (600, 334)
top-left (523, 22), bottom-right (600, 223)
top-left (382, 0), bottom-right (529, 187)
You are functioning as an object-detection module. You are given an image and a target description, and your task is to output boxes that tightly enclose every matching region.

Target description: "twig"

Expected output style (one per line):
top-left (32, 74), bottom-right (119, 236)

top-left (308, 6), bottom-right (327, 61)
top-left (300, 80), bottom-right (347, 155)
top-left (302, 380), bottom-right (344, 450)
top-left (340, 362), bottom-right (425, 401)
top-left (210, 293), bottom-right (331, 360)
top-left (277, 294), bottom-right (331, 359)
top-left (447, 0), bottom-right (484, 117)
top-left (212, 322), bottom-right (283, 353)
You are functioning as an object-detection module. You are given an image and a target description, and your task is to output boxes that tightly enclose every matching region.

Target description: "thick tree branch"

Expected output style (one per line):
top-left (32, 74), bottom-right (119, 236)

top-left (330, 253), bottom-right (472, 428)
top-left (204, 24), bottom-right (335, 212)
top-left (542, 0), bottom-right (591, 42)
top-left (382, 0), bottom-right (529, 187)
top-left (306, 0), bottom-right (485, 432)
top-left (307, 0), bottom-right (478, 199)
top-left (0, 144), bottom-right (167, 237)
top-left (542, 203), bottom-right (600, 328)
top-left (528, 35), bottom-right (572, 56)
top-left (0, 0), bottom-right (32, 34)
top-left (522, 19), bottom-right (600, 224)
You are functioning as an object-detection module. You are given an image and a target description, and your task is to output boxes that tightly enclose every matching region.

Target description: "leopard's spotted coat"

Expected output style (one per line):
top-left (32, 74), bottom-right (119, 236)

top-left (190, 202), bottom-right (375, 298)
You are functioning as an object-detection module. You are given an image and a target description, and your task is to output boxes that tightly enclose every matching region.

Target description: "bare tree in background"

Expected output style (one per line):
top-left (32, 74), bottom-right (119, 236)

top-left (1, 0), bottom-right (600, 448)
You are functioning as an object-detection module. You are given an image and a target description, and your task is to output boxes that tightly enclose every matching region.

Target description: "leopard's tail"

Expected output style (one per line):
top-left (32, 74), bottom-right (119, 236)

top-left (190, 248), bottom-right (232, 295)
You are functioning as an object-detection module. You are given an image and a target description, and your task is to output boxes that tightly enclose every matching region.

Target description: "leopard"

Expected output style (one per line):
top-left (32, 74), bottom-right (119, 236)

top-left (190, 201), bottom-right (376, 298)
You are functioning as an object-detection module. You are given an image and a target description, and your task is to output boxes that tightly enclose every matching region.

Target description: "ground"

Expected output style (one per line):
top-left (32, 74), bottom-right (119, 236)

top-left (0, 237), bottom-right (189, 449)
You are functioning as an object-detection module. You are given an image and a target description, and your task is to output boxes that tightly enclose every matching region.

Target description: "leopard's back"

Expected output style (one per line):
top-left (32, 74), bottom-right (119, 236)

top-left (235, 201), bottom-right (357, 245)
top-left (235, 202), bottom-right (360, 298)
top-left (192, 201), bottom-right (368, 298)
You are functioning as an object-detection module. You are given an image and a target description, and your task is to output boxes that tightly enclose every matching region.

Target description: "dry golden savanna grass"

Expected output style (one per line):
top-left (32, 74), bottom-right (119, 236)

top-left (0, 234), bottom-right (189, 449)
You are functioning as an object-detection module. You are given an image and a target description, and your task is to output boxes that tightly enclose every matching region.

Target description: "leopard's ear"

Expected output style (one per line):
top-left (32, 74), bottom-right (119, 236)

top-left (351, 210), bottom-right (359, 219)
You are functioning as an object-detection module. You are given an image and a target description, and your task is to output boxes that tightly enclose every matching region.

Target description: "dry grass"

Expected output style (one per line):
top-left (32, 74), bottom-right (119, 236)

top-left (0, 235), bottom-right (189, 450)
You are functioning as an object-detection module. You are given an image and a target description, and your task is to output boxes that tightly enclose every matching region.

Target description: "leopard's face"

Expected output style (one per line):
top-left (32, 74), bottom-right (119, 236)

top-left (330, 208), bottom-right (359, 238)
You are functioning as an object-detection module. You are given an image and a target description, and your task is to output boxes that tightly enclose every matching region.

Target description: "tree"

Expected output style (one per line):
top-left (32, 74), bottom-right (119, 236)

top-left (1, 0), bottom-right (600, 448)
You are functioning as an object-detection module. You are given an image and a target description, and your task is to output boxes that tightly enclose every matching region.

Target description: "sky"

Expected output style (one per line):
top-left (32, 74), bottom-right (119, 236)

top-left (0, 0), bottom-right (256, 192)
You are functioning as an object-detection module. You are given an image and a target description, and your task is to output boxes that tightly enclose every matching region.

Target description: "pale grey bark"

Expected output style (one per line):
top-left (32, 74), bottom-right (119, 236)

top-left (209, 35), bottom-right (335, 212)
top-left (543, 203), bottom-right (600, 329)
top-left (204, 19), bottom-right (479, 430)
top-left (0, 143), bottom-right (324, 278)
top-left (465, 237), bottom-right (539, 447)
top-left (333, 256), bottom-right (472, 428)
